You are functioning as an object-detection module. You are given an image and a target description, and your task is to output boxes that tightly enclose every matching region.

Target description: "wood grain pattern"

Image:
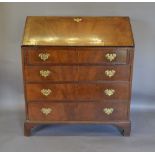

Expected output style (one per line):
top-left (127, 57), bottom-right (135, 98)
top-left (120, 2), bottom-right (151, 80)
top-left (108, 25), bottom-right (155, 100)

top-left (25, 83), bottom-right (129, 101)
top-left (28, 101), bottom-right (128, 121)
top-left (24, 65), bottom-right (130, 82)
top-left (22, 16), bottom-right (134, 46)
top-left (23, 47), bottom-right (129, 65)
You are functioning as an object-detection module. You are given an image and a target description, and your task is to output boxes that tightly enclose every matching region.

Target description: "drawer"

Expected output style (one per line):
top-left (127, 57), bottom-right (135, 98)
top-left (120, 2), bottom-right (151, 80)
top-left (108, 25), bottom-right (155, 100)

top-left (24, 66), bottom-right (77, 82)
top-left (25, 47), bottom-right (77, 65)
top-left (77, 48), bottom-right (129, 64)
top-left (24, 65), bottom-right (130, 82)
top-left (26, 83), bottom-right (129, 101)
top-left (27, 102), bottom-right (128, 122)
top-left (24, 47), bottom-right (129, 65)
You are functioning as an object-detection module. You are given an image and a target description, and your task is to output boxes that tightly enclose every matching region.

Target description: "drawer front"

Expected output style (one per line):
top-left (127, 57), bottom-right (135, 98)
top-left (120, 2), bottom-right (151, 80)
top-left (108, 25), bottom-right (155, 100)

top-left (24, 66), bottom-right (77, 82)
top-left (77, 48), bottom-right (129, 64)
top-left (24, 47), bottom-right (129, 65)
top-left (26, 47), bottom-right (77, 65)
top-left (26, 83), bottom-right (129, 101)
top-left (27, 102), bottom-right (128, 122)
top-left (24, 65), bottom-right (130, 82)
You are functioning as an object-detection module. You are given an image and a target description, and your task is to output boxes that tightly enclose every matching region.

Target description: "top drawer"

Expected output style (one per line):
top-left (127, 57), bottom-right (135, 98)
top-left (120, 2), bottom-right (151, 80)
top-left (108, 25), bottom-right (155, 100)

top-left (23, 47), bottom-right (130, 65)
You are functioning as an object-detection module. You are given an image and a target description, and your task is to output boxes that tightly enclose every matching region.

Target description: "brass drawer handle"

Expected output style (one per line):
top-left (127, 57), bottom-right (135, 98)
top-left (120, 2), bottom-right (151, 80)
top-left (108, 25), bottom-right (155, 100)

top-left (103, 108), bottom-right (114, 115)
top-left (105, 70), bottom-right (116, 78)
top-left (41, 108), bottom-right (52, 116)
top-left (41, 89), bottom-right (52, 96)
top-left (40, 70), bottom-right (51, 78)
top-left (105, 53), bottom-right (117, 62)
top-left (73, 18), bottom-right (82, 23)
top-left (104, 89), bottom-right (115, 96)
top-left (38, 53), bottom-right (50, 61)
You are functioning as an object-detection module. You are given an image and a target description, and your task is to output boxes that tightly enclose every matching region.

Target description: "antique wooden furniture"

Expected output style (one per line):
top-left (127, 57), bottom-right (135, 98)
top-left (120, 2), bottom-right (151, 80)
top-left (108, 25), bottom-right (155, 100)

top-left (21, 16), bottom-right (134, 136)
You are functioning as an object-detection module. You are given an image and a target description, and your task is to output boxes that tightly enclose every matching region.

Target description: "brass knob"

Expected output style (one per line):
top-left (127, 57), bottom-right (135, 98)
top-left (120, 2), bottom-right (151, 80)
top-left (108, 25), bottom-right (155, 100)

top-left (73, 18), bottom-right (82, 23)
top-left (41, 89), bottom-right (52, 96)
top-left (103, 108), bottom-right (114, 115)
top-left (40, 70), bottom-right (51, 78)
top-left (38, 53), bottom-right (50, 61)
top-left (104, 89), bottom-right (115, 96)
top-left (105, 70), bottom-right (116, 78)
top-left (105, 53), bottom-right (117, 62)
top-left (41, 108), bottom-right (52, 116)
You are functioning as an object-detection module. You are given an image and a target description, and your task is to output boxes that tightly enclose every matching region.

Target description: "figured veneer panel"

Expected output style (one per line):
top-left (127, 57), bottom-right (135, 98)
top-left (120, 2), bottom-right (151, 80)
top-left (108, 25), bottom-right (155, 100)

top-left (28, 101), bottom-right (129, 122)
top-left (24, 65), bottom-right (130, 82)
top-left (26, 83), bottom-right (129, 101)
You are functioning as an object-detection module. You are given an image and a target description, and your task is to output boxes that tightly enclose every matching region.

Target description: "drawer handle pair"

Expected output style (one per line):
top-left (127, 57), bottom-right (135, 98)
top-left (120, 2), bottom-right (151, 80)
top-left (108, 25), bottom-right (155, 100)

top-left (41, 108), bottom-right (52, 116)
top-left (40, 69), bottom-right (115, 78)
top-left (38, 53), bottom-right (50, 61)
top-left (41, 107), bottom-right (114, 116)
top-left (40, 89), bottom-right (115, 97)
top-left (38, 53), bottom-right (116, 62)
top-left (105, 53), bottom-right (117, 62)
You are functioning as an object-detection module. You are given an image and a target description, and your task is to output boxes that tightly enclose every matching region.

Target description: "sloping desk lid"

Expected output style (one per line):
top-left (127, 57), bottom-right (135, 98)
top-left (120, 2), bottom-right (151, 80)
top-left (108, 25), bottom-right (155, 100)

top-left (22, 16), bottom-right (134, 46)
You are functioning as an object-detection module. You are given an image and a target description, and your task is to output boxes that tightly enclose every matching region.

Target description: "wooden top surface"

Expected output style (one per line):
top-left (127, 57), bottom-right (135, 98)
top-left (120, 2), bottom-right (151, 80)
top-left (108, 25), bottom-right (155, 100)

top-left (22, 16), bottom-right (134, 46)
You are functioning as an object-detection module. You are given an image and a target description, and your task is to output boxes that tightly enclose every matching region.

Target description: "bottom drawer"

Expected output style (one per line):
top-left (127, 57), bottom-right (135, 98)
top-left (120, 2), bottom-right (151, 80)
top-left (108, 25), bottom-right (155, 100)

top-left (27, 102), bottom-right (129, 122)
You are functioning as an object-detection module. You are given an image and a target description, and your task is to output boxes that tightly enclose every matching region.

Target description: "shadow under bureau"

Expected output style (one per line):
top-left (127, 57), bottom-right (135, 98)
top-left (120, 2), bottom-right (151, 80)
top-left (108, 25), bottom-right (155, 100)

top-left (21, 16), bottom-right (134, 136)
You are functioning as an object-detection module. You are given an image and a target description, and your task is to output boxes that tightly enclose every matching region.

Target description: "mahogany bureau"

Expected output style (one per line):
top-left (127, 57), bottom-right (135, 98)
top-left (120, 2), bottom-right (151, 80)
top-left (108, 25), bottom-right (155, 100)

top-left (22, 16), bottom-right (134, 136)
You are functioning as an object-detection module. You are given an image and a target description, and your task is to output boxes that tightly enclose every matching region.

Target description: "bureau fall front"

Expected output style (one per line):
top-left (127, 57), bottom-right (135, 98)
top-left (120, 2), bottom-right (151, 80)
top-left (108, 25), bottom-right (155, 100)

top-left (21, 16), bottom-right (134, 136)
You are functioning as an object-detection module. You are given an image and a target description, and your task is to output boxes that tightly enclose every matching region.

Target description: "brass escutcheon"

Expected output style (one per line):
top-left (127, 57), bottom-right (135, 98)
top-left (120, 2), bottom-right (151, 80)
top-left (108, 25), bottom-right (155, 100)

top-left (105, 53), bottom-right (117, 62)
top-left (41, 108), bottom-right (52, 116)
top-left (38, 53), bottom-right (50, 61)
top-left (104, 89), bottom-right (115, 96)
top-left (105, 70), bottom-right (116, 78)
top-left (40, 70), bottom-right (51, 78)
top-left (103, 108), bottom-right (114, 115)
top-left (73, 18), bottom-right (82, 23)
top-left (41, 89), bottom-right (52, 96)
